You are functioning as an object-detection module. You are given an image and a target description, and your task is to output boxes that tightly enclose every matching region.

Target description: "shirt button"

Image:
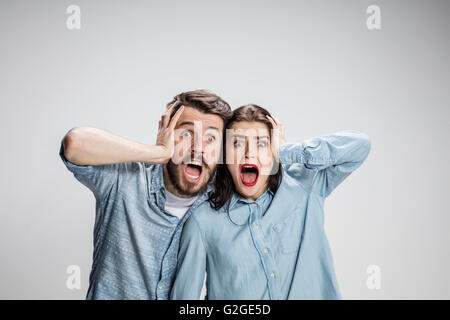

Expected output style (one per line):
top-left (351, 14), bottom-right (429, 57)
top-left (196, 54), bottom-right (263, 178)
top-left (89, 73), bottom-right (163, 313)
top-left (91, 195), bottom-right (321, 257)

top-left (270, 272), bottom-right (275, 278)
top-left (263, 248), bottom-right (269, 254)
top-left (253, 203), bottom-right (258, 207)
top-left (254, 223), bottom-right (260, 230)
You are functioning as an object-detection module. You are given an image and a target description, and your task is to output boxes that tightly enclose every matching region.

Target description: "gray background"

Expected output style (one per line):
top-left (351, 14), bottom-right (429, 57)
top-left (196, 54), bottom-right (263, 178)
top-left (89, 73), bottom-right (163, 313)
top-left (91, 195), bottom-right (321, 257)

top-left (0, 0), bottom-right (449, 299)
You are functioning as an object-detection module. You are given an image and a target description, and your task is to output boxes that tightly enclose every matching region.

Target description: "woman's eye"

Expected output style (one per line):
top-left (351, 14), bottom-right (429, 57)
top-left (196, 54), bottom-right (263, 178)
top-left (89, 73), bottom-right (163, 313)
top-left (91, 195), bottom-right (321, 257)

top-left (205, 135), bottom-right (215, 142)
top-left (257, 141), bottom-right (267, 148)
top-left (234, 141), bottom-right (244, 148)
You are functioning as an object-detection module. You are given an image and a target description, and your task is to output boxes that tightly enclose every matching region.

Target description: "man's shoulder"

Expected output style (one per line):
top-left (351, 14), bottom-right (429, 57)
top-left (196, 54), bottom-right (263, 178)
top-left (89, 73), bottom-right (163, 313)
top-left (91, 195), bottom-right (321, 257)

top-left (114, 162), bottom-right (161, 191)
top-left (117, 161), bottom-right (159, 178)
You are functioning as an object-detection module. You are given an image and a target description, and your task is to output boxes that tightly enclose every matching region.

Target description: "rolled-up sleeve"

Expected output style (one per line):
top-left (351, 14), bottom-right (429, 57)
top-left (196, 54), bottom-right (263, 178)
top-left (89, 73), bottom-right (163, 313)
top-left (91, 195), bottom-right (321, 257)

top-left (170, 215), bottom-right (207, 300)
top-left (59, 127), bottom-right (119, 202)
top-left (279, 130), bottom-right (371, 197)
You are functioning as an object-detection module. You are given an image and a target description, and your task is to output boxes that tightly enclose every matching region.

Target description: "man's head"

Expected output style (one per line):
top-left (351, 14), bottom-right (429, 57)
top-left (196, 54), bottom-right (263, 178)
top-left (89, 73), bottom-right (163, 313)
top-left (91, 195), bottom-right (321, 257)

top-left (163, 90), bottom-right (232, 197)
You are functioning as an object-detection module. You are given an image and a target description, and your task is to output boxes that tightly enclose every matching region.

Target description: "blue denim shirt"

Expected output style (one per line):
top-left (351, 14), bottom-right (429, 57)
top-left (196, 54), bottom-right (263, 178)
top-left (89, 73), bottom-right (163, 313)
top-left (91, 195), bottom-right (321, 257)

top-left (59, 129), bottom-right (211, 300)
top-left (170, 130), bottom-right (371, 300)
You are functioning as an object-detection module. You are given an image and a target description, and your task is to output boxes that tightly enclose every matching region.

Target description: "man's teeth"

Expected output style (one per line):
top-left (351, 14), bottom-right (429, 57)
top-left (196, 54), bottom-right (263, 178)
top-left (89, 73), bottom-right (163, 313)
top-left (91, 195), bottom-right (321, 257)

top-left (187, 173), bottom-right (199, 179)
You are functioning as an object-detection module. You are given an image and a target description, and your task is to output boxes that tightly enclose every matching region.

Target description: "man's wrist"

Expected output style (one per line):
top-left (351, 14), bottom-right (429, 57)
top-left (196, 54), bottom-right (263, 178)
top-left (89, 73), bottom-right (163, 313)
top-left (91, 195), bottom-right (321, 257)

top-left (145, 145), bottom-right (171, 164)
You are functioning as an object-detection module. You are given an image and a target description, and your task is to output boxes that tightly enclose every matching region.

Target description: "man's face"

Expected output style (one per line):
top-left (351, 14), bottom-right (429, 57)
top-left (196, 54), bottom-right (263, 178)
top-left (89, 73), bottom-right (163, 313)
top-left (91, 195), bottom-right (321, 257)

top-left (165, 106), bottom-right (224, 197)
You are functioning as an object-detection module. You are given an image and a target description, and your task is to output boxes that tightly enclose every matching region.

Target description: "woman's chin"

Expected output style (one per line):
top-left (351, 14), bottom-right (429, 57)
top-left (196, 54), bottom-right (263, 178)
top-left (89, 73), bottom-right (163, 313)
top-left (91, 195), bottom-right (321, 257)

top-left (236, 183), bottom-right (263, 200)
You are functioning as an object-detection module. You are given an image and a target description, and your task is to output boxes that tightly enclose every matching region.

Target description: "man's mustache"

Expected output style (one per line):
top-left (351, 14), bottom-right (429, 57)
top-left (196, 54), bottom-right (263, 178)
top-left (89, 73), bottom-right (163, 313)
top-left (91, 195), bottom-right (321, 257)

top-left (179, 153), bottom-right (213, 171)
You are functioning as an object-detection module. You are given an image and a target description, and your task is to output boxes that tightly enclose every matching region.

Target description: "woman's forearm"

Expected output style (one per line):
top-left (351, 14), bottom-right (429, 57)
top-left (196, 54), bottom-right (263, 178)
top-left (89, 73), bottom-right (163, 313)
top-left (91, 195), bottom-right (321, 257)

top-left (279, 130), bottom-right (371, 170)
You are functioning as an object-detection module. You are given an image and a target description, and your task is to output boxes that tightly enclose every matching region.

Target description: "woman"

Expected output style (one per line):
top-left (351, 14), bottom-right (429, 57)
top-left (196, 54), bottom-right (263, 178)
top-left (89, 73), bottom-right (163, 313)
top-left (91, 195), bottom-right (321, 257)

top-left (170, 104), bottom-right (371, 300)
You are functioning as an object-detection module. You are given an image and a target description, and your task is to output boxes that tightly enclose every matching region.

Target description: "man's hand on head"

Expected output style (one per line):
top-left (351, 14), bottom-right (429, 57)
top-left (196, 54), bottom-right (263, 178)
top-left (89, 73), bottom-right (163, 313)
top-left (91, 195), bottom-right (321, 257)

top-left (155, 104), bottom-right (185, 163)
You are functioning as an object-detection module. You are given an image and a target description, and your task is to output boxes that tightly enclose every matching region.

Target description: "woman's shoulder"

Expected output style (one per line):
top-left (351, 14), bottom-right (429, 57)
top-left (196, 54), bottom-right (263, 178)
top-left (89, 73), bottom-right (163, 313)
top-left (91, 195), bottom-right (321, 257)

top-left (188, 199), bottom-right (226, 227)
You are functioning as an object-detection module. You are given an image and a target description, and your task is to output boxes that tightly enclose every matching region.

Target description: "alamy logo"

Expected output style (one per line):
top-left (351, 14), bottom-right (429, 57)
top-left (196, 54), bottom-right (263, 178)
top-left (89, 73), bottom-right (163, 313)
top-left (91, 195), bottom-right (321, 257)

top-left (66, 5), bottom-right (81, 30)
top-left (366, 5), bottom-right (381, 30)
top-left (366, 265), bottom-right (381, 290)
top-left (66, 265), bottom-right (81, 290)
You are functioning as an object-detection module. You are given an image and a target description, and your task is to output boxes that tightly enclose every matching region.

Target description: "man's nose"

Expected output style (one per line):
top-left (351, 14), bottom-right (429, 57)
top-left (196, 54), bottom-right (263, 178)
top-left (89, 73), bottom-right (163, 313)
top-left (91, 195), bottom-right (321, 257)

top-left (191, 133), bottom-right (203, 155)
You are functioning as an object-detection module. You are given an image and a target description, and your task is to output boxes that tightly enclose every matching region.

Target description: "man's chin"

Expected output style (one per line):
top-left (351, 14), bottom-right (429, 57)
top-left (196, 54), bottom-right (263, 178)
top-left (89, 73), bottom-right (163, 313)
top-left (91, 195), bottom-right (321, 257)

top-left (177, 178), bottom-right (208, 197)
top-left (165, 160), bottom-right (214, 197)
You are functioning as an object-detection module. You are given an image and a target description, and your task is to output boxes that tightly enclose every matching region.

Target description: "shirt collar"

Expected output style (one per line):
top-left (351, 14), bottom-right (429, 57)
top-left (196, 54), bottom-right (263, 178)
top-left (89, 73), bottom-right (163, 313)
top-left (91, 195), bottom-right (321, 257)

top-left (227, 188), bottom-right (274, 225)
top-left (229, 188), bottom-right (274, 210)
top-left (150, 164), bottom-right (165, 194)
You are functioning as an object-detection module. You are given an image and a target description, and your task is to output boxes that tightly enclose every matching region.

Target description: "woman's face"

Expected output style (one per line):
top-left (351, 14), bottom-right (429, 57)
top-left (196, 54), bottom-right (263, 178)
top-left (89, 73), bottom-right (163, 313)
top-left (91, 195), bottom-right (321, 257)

top-left (226, 121), bottom-right (274, 201)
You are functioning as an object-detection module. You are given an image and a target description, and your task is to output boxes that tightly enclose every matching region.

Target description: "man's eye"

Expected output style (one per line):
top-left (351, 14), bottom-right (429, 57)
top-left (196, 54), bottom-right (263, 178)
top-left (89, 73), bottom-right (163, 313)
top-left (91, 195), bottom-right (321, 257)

top-left (181, 131), bottom-right (191, 137)
top-left (205, 135), bottom-right (215, 142)
top-left (234, 141), bottom-right (244, 148)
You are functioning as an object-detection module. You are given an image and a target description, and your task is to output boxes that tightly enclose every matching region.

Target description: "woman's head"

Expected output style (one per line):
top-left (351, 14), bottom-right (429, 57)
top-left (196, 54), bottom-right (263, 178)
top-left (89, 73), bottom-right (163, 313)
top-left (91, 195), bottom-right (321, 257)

top-left (209, 104), bottom-right (282, 210)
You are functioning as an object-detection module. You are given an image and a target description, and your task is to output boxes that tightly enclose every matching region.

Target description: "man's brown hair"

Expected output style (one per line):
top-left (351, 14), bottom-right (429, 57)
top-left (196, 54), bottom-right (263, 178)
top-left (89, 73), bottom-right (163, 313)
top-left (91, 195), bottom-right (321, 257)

top-left (167, 89), bottom-right (232, 122)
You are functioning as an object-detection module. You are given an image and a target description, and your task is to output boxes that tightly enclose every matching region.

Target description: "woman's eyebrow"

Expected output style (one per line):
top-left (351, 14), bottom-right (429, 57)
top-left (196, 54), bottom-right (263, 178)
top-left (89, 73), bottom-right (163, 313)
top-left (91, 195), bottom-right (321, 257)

top-left (255, 136), bottom-right (269, 140)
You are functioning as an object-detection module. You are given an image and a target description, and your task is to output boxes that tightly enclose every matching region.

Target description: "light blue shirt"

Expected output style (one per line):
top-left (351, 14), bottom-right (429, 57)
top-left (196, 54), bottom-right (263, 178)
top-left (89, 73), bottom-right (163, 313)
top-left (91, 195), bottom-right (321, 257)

top-left (170, 130), bottom-right (371, 300)
top-left (59, 129), bottom-right (211, 300)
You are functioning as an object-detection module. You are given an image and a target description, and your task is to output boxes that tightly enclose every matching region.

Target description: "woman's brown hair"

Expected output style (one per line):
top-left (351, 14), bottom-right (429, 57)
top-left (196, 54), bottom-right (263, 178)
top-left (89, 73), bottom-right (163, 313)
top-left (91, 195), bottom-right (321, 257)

top-left (208, 104), bottom-right (282, 211)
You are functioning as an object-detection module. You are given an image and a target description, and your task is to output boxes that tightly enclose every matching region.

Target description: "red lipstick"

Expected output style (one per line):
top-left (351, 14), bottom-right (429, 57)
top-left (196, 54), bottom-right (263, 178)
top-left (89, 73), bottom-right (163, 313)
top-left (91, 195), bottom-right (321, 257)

top-left (240, 163), bottom-right (259, 187)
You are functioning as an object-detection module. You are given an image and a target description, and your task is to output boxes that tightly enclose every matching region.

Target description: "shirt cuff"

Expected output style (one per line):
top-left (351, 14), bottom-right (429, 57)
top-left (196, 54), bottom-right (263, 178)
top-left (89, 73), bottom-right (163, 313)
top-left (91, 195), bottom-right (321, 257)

top-left (278, 143), bottom-right (305, 165)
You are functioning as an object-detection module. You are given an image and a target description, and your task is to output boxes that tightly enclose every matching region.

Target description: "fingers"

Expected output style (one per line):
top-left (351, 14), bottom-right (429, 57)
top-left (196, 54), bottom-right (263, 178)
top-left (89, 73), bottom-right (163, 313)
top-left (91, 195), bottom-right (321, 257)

top-left (267, 115), bottom-right (284, 135)
top-left (273, 116), bottom-right (281, 126)
top-left (168, 106), bottom-right (185, 130)
top-left (265, 115), bottom-right (277, 128)
top-left (161, 110), bottom-right (171, 128)
top-left (161, 103), bottom-right (183, 129)
top-left (266, 115), bottom-right (283, 134)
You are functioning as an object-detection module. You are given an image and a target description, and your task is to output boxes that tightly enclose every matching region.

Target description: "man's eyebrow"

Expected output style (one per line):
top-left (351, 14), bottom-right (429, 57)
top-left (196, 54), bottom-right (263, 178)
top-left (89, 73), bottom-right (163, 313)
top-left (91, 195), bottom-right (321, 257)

top-left (177, 121), bottom-right (194, 127)
top-left (206, 126), bottom-right (220, 134)
top-left (178, 121), bottom-right (220, 133)
top-left (256, 136), bottom-right (269, 140)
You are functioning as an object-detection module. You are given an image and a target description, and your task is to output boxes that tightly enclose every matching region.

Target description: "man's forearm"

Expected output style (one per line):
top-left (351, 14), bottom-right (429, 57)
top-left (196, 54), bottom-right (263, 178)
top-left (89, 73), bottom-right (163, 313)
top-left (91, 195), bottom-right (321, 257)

top-left (63, 127), bottom-right (170, 166)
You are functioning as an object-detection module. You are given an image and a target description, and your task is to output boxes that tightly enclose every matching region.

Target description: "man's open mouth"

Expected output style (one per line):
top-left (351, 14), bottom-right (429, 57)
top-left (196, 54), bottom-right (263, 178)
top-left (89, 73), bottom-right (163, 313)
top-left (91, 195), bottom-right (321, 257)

top-left (240, 164), bottom-right (259, 187)
top-left (184, 162), bottom-right (203, 182)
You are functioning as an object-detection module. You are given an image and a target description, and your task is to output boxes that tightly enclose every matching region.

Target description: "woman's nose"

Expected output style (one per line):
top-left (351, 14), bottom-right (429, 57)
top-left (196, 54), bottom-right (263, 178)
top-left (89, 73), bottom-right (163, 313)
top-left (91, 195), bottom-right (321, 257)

top-left (245, 142), bottom-right (257, 160)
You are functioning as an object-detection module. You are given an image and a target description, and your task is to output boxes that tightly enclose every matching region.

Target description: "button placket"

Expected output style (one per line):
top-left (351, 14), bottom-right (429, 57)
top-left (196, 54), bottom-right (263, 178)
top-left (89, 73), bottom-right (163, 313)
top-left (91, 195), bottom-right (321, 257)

top-left (248, 203), bottom-right (279, 299)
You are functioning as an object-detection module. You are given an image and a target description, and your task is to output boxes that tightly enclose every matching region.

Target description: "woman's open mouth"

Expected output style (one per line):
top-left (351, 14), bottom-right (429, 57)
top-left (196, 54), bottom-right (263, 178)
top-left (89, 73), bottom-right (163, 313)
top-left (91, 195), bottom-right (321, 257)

top-left (240, 164), bottom-right (259, 187)
top-left (184, 162), bottom-right (203, 182)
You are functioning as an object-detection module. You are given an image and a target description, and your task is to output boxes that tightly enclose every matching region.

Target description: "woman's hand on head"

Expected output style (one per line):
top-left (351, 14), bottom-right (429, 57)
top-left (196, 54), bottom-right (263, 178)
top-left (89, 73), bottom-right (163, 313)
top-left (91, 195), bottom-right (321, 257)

top-left (266, 115), bottom-right (286, 164)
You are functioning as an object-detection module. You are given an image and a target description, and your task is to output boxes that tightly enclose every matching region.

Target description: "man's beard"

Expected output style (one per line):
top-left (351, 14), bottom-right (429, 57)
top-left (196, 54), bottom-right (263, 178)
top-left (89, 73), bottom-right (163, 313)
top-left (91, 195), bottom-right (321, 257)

top-left (166, 158), bottom-right (216, 197)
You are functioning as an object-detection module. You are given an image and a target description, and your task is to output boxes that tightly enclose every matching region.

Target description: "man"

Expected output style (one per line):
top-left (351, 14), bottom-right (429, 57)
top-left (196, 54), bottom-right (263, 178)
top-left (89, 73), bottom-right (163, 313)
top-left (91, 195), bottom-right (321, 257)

top-left (60, 90), bottom-right (232, 299)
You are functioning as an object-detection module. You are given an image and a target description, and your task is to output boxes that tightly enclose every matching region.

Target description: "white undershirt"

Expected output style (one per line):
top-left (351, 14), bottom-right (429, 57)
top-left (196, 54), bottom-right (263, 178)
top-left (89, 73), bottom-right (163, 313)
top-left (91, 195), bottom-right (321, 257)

top-left (164, 189), bottom-right (199, 220)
